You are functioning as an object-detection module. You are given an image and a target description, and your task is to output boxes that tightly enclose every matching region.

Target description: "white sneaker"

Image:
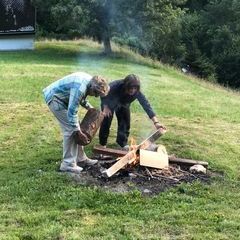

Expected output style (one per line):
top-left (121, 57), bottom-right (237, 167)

top-left (60, 162), bottom-right (83, 174)
top-left (122, 145), bottom-right (130, 151)
top-left (78, 158), bottom-right (98, 166)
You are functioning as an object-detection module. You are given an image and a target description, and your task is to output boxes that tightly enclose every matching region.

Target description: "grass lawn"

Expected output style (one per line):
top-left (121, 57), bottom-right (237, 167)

top-left (0, 40), bottom-right (240, 240)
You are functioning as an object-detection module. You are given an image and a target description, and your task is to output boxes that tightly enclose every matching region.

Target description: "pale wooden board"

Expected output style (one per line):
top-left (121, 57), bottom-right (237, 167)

top-left (104, 150), bottom-right (136, 177)
top-left (140, 149), bottom-right (169, 169)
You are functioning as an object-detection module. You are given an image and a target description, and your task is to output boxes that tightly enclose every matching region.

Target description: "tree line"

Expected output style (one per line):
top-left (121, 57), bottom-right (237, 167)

top-left (33, 0), bottom-right (240, 88)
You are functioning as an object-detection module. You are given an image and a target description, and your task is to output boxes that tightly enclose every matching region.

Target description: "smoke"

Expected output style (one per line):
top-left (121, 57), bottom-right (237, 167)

top-left (109, 1), bottom-right (152, 56)
top-left (76, 1), bottom-right (159, 141)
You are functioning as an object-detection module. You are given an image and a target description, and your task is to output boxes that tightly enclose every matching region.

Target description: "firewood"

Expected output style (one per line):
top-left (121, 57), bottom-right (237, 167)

top-left (153, 174), bottom-right (179, 182)
top-left (93, 146), bottom-right (126, 157)
top-left (93, 146), bottom-right (208, 168)
top-left (80, 109), bottom-right (104, 139)
top-left (168, 156), bottom-right (208, 167)
top-left (145, 167), bottom-right (153, 179)
top-left (103, 129), bottom-right (166, 177)
top-left (140, 147), bottom-right (168, 169)
top-left (101, 151), bottom-right (136, 178)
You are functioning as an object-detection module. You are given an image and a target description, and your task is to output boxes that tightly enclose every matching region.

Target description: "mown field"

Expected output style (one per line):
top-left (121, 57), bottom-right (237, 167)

top-left (0, 40), bottom-right (240, 240)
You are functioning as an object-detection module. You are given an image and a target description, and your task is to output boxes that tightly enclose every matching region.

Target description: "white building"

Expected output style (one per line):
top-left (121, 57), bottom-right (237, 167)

top-left (0, 0), bottom-right (35, 50)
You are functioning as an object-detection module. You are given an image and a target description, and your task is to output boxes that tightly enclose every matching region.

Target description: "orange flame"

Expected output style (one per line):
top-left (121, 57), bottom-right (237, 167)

top-left (130, 137), bottom-right (137, 151)
top-left (128, 137), bottom-right (139, 166)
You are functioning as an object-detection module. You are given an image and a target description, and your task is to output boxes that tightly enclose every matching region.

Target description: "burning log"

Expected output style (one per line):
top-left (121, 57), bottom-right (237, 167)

top-left (102, 129), bottom-right (166, 177)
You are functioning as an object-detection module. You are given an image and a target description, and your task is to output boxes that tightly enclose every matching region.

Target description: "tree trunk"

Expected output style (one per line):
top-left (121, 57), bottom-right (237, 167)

top-left (103, 36), bottom-right (112, 54)
top-left (102, 0), bottom-right (112, 55)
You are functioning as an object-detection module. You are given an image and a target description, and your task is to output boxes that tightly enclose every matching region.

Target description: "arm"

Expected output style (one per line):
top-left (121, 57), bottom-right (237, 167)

top-left (137, 92), bottom-right (166, 130)
top-left (68, 87), bottom-right (82, 130)
top-left (80, 98), bottom-right (94, 110)
top-left (151, 116), bottom-right (166, 130)
top-left (68, 88), bottom-right (89, 144)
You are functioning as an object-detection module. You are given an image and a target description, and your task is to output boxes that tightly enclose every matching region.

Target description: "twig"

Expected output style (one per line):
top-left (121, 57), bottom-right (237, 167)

top-left (145, 167), bottom-right (153, 179)
top-left (153, 174), bottom-right (180, 182)
top-left (134, 172), bottom-right (148, 178)
top-left (178, 169), bottom-right (197, 178)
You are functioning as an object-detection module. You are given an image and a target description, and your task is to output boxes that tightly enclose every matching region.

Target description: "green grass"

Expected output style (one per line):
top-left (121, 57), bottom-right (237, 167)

top-left (0, 39), bottom-right (240, 239)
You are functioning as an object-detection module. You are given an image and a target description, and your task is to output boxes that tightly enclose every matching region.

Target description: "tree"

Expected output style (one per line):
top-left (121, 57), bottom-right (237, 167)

top-left (181, 0), bottom-right (240, 87)
top-left (200, 0), bottom-right (240, 87)
top-left (182, 0), bottom-right (211, 12)
top-left (112, 0), bottom-right (187, 62)
top-left (33, 0), bottom-right (114, 53)
top-left (81, 0), bottom-right (114, 54)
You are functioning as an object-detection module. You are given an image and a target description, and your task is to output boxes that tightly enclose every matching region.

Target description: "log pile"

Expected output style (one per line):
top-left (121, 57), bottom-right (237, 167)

top-left (93, 129), bottom-right (208, 180)
top-left (101, 129), bottom-right (166, 177)
top-left (93, 146), bottom-right (208, 172)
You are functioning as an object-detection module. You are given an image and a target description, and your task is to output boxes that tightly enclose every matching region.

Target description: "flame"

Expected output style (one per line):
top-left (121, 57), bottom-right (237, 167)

top-left (130, 137), bottom-right (137, 151)
top-left (128, 137), bottom-right (139, 166)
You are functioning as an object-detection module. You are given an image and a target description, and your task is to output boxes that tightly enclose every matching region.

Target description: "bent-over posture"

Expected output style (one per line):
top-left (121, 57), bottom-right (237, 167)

top-left (43, 72), bottom-right (109, 173)
top-left (99, 74), bottom-right (165, 149)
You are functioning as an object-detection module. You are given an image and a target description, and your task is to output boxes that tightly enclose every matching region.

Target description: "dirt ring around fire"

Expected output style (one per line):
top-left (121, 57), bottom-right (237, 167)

top-left (63, 159), bottom-right (223, 196)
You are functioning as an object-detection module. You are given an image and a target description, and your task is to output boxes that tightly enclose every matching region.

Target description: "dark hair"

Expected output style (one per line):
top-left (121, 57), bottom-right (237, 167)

top-left (123, 74), bottom-right (140, 91)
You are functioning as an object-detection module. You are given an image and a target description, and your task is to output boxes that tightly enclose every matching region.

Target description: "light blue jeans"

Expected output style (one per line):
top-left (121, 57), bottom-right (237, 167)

top-left (48, 99), bottom-right (87, 165)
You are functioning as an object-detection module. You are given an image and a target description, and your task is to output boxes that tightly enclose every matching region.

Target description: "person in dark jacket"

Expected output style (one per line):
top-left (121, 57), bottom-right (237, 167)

top-left (99, 74), bottom-right (166, 150)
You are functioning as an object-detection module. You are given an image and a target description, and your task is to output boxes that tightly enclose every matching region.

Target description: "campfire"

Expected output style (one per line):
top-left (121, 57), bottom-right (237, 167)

top-left (72, 129), bottom-right (211, 195)
top-left (97, 129), bottom-right (207, 177)
top-left (69, 127), bottom-right (211, 195)
top-left (101, 129), bottom-right (167, 177)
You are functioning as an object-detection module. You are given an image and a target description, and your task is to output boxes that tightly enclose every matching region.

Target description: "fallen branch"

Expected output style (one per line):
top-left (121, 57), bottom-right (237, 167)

top-left (168, 155), bottom-right (208, 168)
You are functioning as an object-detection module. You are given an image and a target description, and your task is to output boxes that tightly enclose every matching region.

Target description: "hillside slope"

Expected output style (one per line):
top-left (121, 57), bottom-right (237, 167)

top-left (0, 40), bottom-right (239, 239)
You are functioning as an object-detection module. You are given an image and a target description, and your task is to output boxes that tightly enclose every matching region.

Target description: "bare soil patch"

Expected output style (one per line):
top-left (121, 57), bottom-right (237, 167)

top-left (68, 158), bottom-right (222, 196)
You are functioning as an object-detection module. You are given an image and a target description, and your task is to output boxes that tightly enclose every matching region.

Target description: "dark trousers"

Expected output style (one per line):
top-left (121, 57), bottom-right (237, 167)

top-left (99, 105), bottom-right (130, 147)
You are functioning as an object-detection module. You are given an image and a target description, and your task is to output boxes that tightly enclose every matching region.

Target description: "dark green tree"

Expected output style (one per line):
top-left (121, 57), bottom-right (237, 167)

top-left (181, 0), bottom-right (240, 87)
top-left (113, 0), bottom-right (187, 63)
top-left (81, 0), bottom-right (114, 54)
top-left (200, 0), bottom-right (240, 87)
top-left (33, 0), bottom-right (114, 53)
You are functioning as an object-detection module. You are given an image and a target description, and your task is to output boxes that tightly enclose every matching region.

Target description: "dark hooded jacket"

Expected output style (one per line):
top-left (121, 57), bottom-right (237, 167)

top-left (101, 79), bottom-right (155, 119)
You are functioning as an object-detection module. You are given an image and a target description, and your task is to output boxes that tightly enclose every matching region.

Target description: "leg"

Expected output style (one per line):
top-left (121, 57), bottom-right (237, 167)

top-left (99, 105), bottom-right (114, 146)
top-left (77, 145), bottom-right (87, 161)
top-left (76, 144), bottom-right (98, 166)
top-left (48, 100), bottom-right (84, 172)
top-left (115, 105), bottom-right (131, 147)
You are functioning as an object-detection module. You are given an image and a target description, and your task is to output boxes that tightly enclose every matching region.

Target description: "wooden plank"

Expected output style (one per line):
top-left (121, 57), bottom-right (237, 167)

top-left (103, 129), bottom-right (166, 177)
top-left (102, 150), bottom-right (136, 177)
top-left (139, 149), bottom-right (169, 169)
top-left (93, 146), bottom-right (127, 157)
top-left (168, 156), bottom-right (208, 167)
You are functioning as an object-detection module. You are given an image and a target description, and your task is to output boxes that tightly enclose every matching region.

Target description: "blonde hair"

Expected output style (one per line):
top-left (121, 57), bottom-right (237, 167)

top-left (91, 76), bottom-right (109, 97)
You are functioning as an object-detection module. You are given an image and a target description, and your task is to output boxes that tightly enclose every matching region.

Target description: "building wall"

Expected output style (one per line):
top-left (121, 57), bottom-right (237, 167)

top-left (0, 35), bottom-right (34, 50)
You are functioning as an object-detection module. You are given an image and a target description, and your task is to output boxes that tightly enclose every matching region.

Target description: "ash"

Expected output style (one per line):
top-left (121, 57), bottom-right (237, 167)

top-left (68, 158), bottom-right (216, 196)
